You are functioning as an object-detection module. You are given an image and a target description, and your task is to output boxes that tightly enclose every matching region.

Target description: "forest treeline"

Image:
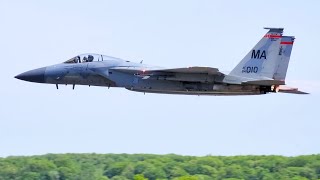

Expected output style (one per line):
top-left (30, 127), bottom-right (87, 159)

top-left (1, 153), bottom-right (320, 180)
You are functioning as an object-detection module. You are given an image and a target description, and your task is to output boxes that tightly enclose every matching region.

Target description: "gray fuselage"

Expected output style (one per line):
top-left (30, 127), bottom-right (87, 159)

top-left (15, 54), bottom-right (264, 96)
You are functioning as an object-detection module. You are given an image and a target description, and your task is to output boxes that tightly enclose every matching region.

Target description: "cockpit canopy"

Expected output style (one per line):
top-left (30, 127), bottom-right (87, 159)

top-left (64, 53), bottom-right (124, 64)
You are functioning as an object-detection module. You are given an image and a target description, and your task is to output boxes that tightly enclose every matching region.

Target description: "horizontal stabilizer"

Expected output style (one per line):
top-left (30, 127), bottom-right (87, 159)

top-left (278, 86), bottom-right (309, 94)
top-left (243, 80), bottom-right (285, 86)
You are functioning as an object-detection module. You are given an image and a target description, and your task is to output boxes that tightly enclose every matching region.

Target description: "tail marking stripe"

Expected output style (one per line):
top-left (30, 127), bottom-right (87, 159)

top-left (280, 42), bottom-right (294, 45)
top-left (264, 34), bottom-right (282, 38)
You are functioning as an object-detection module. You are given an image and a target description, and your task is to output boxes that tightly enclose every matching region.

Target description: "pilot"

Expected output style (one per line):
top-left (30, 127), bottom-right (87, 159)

top-left (82, 56), bottom-right (88, 63)
top-left (88, 55), bottom-right (94, 62)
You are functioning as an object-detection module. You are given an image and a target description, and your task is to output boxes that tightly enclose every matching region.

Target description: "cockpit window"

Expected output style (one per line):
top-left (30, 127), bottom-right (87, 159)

top-left (64, 56), bottom-right (81, 63)
top-left (64, 54), bottom-right (96, 64)
top-left (64, 53), bottom-right (124, 63)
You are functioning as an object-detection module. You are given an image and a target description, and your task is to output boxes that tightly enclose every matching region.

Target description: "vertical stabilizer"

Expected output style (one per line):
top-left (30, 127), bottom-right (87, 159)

top-left (273, 36), bottom-right (295, 81)
top-left (229, 28), bottom-right (283, 80)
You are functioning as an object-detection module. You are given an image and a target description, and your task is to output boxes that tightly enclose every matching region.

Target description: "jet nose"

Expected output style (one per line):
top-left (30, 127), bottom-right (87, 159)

top-left (15, 67), bottom-right (46, 83)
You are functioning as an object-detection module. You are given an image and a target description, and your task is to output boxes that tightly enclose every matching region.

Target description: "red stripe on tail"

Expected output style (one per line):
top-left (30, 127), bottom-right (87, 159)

top-left (280, 42), bottom-right (294, 45)
top-left (264, 34), bottom-right (282, 38)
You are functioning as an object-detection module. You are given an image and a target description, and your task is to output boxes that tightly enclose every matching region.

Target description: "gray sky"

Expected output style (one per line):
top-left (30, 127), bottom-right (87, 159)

top-left (1, 0), bottom-right (319, 157)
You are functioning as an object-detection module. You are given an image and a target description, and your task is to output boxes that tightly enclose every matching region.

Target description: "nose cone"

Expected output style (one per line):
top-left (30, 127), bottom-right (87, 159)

top-left (15, 67), bottom-right (46, 83)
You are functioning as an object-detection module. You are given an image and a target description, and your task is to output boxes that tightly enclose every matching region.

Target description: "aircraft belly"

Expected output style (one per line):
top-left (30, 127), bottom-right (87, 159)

top-left (128, 88), bottom-right (261, 96)
top-left (129, 80), bottom-right (261, 95)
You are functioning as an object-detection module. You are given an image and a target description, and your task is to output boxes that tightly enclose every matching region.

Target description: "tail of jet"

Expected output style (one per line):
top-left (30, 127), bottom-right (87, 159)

top-left (273, 36), bottom-right (308, 94)
top-left (273, 36), bottom-right (295, 81)
top-left (229, 28), bottom-right (284, 80)
top-left (227, 28), bottom-right (308, 94)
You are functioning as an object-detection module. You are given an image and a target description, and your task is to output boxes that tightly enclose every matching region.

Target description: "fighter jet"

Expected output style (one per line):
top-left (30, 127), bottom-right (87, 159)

top-left (15, 28), bottom-right (308, 95)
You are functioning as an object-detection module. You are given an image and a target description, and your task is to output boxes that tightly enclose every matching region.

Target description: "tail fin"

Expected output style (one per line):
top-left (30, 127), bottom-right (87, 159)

top-left (273, 36), bottom-right (295, 81)
top-left (229, 28), bottom-right (283, 80)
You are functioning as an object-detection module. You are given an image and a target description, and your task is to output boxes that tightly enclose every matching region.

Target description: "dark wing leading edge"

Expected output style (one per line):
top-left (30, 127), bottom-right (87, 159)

top-left (153, 67), bottom-right (220, 74)
top-left (110, 66), bottom-right (224, 83)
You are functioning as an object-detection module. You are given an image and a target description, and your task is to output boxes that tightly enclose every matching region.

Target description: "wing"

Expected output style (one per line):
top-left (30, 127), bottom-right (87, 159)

top-left (242, 79), bottom-right (285, 86)
top-left (111, 66), bottom-right (224, 82)
top-left (153, 67), bottom-right (220, 74)
top-left (111, 66), bottom-right (220, 74)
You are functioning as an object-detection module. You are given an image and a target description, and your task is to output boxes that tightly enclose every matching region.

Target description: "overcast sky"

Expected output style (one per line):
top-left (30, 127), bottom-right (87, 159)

top-left (1, 0), bottom-right (319, 157)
